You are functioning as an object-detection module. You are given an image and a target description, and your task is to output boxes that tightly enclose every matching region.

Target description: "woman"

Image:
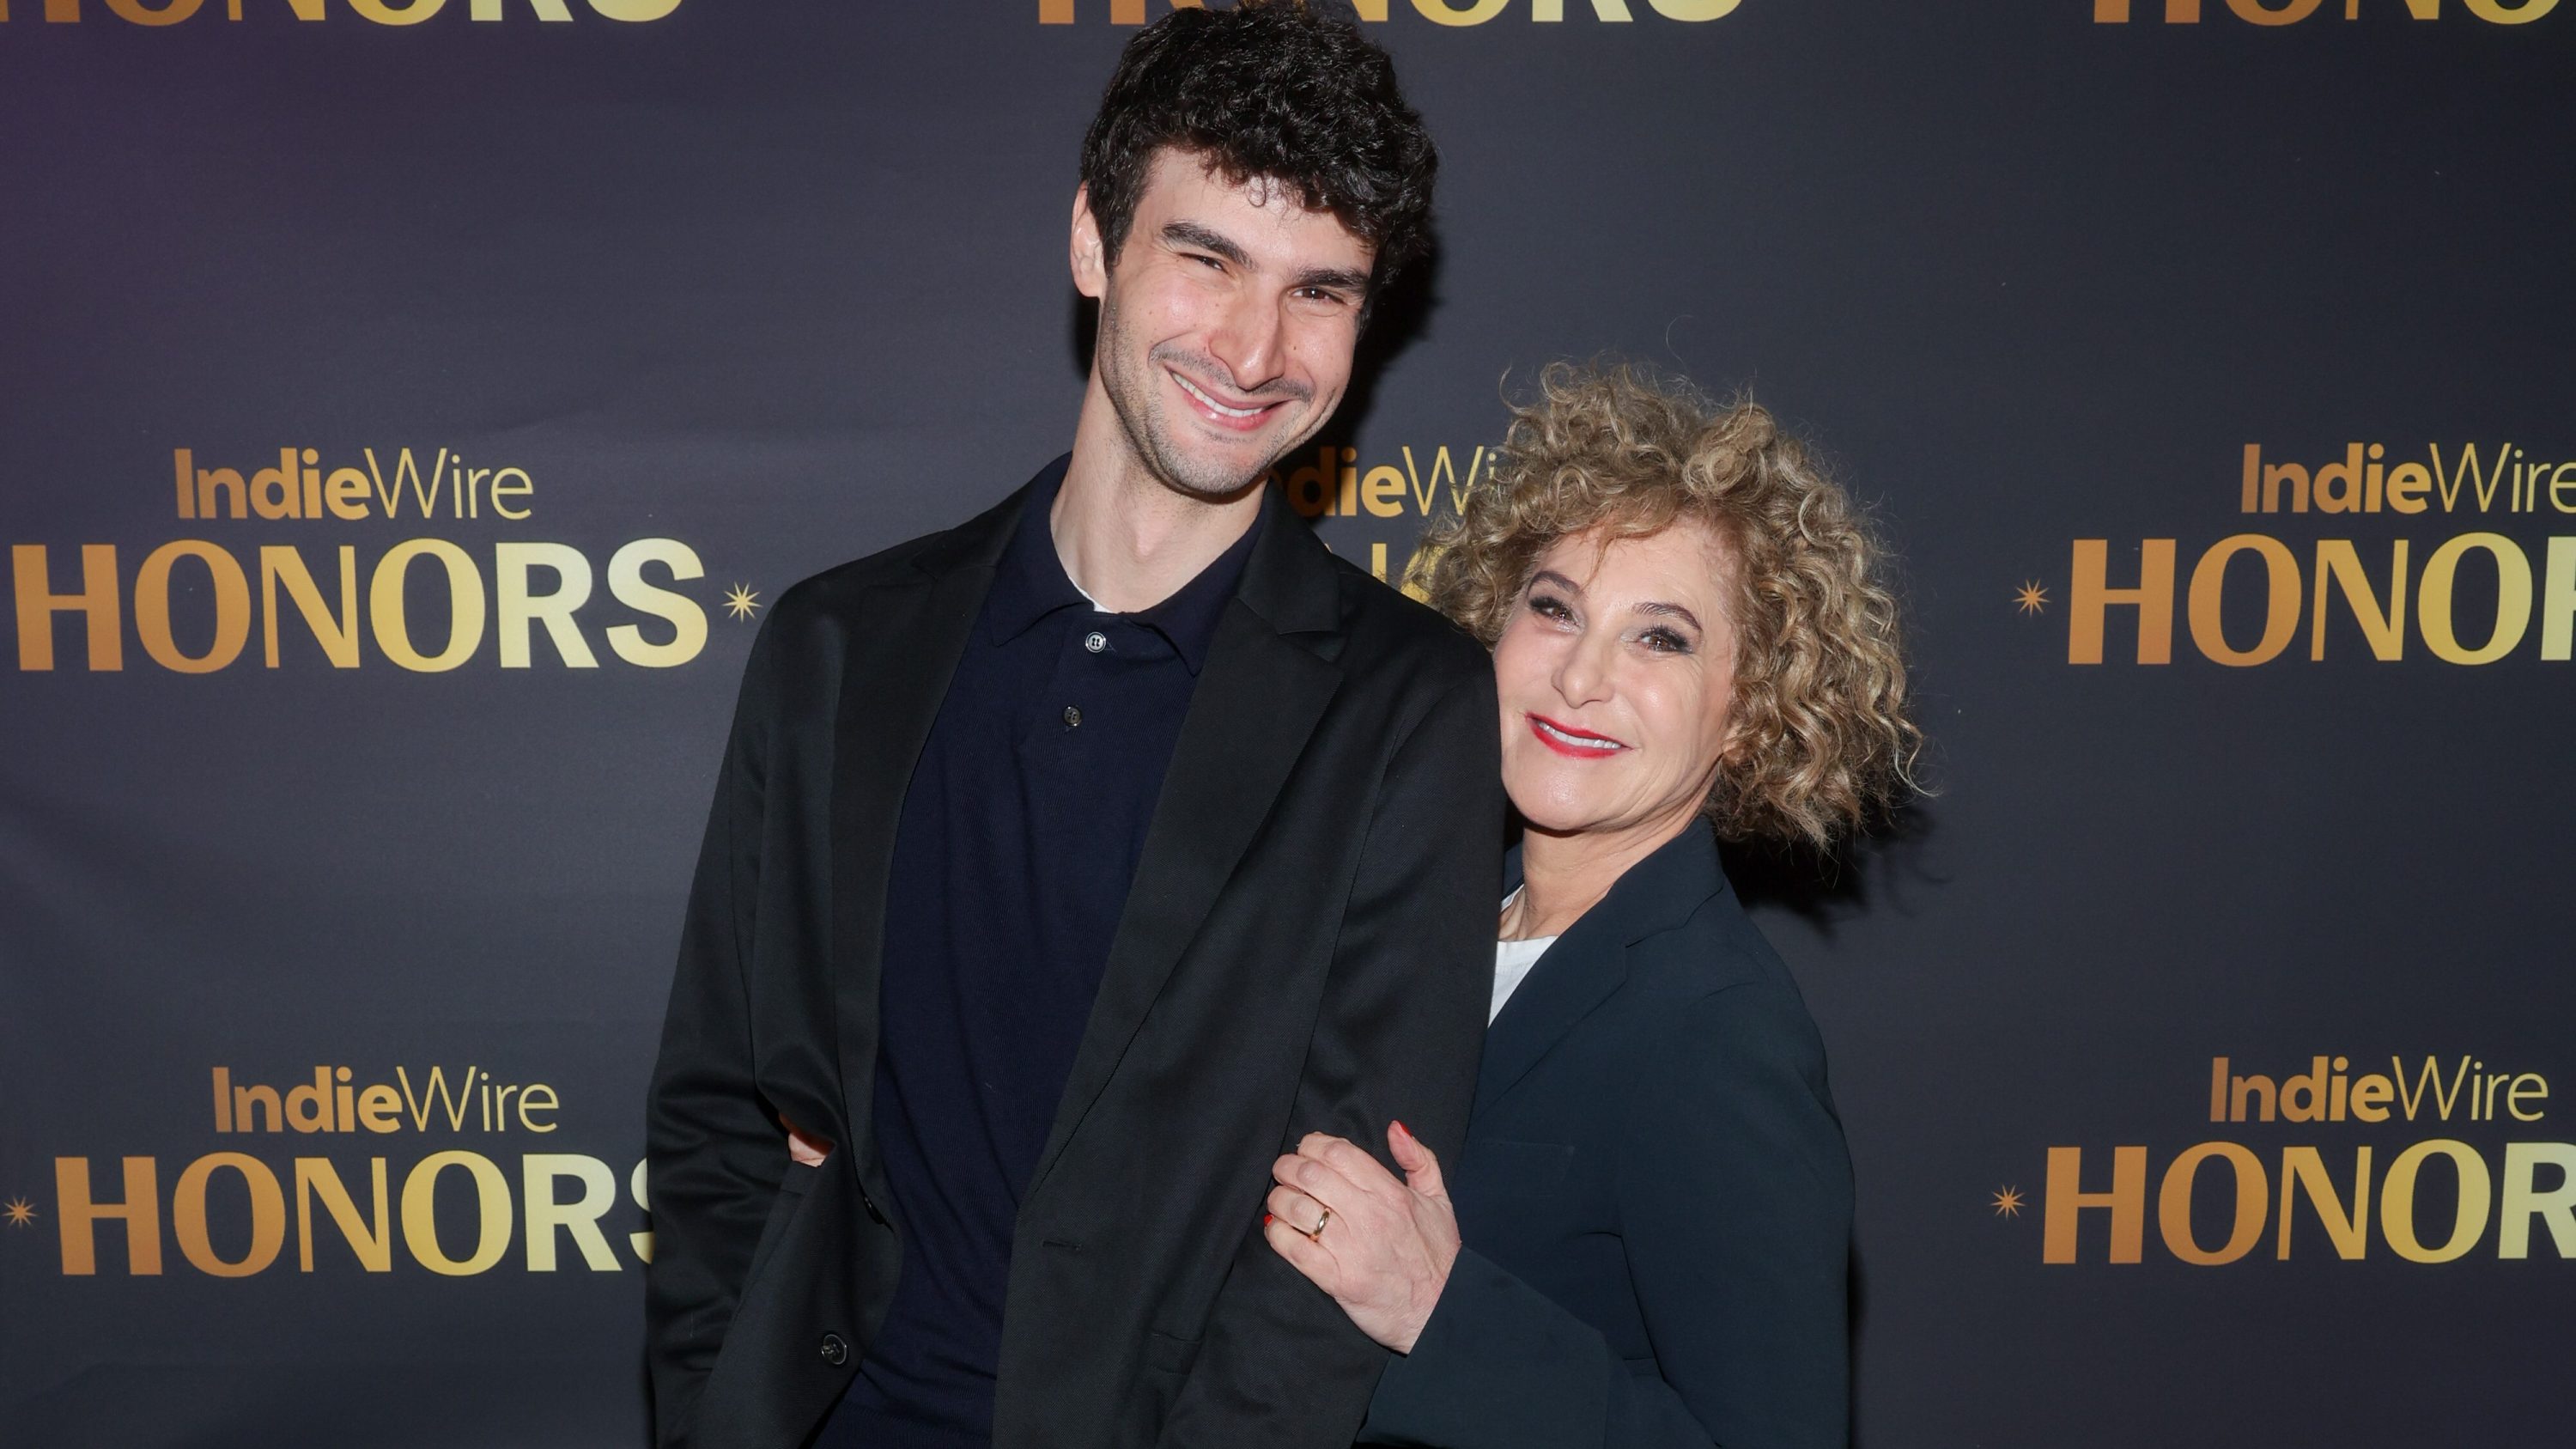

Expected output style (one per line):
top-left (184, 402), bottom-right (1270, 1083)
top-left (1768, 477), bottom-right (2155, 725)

top-left (1261, 361), bottom-right (1918, 1448)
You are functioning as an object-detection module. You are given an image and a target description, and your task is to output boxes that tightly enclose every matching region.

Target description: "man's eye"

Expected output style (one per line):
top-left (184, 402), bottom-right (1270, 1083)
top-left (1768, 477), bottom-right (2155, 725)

top-left (1189, 253), bottom-right (1225, 271)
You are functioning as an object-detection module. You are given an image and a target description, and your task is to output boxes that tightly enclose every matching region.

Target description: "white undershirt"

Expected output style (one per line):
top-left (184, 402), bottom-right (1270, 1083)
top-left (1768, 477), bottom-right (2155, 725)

top-left (1491, 887), bottom-right (1560, 1024)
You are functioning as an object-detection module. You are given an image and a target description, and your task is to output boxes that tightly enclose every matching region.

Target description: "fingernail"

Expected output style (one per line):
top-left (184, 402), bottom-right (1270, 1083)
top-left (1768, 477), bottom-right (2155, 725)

top-left (1263, 1213), bottom-right (1274, 1226)
top-left (1393, 1119), bottom-right (1412, 1138)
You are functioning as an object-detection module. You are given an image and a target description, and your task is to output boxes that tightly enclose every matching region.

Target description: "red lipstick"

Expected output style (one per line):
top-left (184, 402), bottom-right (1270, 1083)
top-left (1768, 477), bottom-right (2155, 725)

top-left (1528, 713), bottom-right (1626, 759)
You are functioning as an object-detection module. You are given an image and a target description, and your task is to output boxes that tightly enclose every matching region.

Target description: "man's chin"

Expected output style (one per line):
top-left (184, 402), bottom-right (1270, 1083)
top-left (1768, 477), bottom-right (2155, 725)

top-left (1151, 437), bottom-right (1294, 501)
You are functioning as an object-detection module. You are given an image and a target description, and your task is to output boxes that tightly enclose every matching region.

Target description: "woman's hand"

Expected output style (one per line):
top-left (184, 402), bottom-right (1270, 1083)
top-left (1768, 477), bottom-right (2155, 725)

top-left (781, 1115), bottom-right (832, 1167)
top-left (1263, 1120), bottom-right (1461, 1354)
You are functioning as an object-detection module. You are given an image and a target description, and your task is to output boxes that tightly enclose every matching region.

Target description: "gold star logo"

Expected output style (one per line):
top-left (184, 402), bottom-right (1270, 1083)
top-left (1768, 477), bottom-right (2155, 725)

top-left (723, 584), bottom-right (762, 622)
top-left (3, 1196), bottom-right (35, 1227)
top-left (1990, 1186), bottom-right (2024, 1219)
top-left (2014, 581), bottom-right (2049, 617)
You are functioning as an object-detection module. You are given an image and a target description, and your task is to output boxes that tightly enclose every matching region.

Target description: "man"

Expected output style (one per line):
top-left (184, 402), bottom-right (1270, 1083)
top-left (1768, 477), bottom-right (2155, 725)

top-left (643, 7), bottom-right (1500, 1448)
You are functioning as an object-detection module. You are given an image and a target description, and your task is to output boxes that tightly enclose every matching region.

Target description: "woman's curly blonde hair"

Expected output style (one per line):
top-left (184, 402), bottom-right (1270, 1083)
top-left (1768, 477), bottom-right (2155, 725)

top-left (1413, 360), bottom-right (1922, 848)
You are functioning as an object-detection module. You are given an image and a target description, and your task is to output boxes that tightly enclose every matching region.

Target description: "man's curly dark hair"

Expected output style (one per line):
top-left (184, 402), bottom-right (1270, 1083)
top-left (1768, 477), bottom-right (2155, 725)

top-left (1078, 0), bottom-right (1437, 301)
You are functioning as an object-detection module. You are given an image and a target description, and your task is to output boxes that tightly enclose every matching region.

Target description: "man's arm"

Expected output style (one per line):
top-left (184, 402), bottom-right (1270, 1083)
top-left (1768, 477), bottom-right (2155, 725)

top-left (644, 612), bottom-right (792, 1447)
top-left (1155, 667), bottom-right (1503, 1447)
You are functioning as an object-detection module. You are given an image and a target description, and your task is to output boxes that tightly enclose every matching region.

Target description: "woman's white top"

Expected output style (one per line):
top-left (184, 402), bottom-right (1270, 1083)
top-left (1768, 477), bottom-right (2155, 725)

top-left (1490, 889), bottom-right (1560, 1024)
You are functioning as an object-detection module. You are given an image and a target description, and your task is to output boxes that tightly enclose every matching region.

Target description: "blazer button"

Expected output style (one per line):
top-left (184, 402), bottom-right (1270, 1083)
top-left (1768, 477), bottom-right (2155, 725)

top-left (819, 1333), bottom-right (849, 1367)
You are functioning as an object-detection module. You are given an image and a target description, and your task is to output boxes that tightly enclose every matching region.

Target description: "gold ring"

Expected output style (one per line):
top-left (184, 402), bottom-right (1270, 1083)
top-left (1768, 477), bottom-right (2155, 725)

top-left (1306, 1207), bottom-right (1331, 1242)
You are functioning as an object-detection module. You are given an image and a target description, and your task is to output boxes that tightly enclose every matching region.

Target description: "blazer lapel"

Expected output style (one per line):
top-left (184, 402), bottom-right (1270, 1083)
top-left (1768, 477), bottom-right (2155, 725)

top-left (830, 484), bottom-right (1025, 1152)
top-left (1024, 490), bottom-right (1344, 1198)
top-left (1475, 827), bottom-right (1729, 1117)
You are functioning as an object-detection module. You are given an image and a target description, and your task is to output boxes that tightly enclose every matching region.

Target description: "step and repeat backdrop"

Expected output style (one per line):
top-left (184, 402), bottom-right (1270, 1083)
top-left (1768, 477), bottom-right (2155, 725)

top-left (3, 3), bottom-right (2569, 1446)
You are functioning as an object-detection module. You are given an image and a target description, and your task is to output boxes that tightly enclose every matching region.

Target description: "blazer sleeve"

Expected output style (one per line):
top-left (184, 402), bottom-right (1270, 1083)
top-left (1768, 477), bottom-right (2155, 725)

top-left (1154, 667), bottom-right (1503, 1448)
top-left (643, 610), bottom-right (793, 1447)
top-left (1364, 981), bottom-right (1853, 1449)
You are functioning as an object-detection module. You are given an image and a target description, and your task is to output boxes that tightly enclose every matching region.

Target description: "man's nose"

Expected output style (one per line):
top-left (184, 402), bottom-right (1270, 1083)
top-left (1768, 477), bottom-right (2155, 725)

top-left (1207, 292), bottom-right (1285, 392)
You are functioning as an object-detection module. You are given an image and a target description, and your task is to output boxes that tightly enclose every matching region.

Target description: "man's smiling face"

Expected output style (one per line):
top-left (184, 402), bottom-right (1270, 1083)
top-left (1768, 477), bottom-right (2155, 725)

top-left (1075, 149), bottom-right (1375, 500)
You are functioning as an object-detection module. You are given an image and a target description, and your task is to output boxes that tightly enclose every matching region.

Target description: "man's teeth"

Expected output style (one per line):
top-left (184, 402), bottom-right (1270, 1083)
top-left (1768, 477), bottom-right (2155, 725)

top-left (1176, 374), bottom-right (1265, 418)
top-left (1538, 721), bottom-right (1619, 751)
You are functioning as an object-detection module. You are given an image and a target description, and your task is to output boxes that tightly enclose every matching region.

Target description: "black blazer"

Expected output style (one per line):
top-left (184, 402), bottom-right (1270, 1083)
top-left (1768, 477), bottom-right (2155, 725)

top-left (644, 473), bottom-right (1501, 1449)
top-left (1364, 827), bottom-right (1852, 1449)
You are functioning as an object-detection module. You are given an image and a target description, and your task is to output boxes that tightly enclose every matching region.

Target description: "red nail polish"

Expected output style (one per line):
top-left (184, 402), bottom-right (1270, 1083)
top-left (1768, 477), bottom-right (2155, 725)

top-left (1394, 1119), bottom-right (1411, 1137)
top-left (1263, 1213), bottom-right (1274, 1226)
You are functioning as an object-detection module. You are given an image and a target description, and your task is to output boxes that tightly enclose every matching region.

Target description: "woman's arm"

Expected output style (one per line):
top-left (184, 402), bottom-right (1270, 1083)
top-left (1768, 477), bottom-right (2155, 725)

top-left (1280, 981), bottom-right (1852, 1449)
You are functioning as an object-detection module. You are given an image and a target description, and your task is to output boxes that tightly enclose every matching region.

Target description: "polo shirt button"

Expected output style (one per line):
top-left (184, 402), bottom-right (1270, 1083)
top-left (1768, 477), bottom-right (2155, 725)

top-left (1063, 705), bottom-right (1082, 728)
top-left (819, 1332), bottom-right (848, 1367)
top-left (1084, 631), bottom-right (1108, 654)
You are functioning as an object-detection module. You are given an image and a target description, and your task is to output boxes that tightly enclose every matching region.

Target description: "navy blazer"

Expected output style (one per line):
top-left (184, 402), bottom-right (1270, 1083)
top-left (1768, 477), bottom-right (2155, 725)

top-left (1364, 826), bottom-right (1852, 1449)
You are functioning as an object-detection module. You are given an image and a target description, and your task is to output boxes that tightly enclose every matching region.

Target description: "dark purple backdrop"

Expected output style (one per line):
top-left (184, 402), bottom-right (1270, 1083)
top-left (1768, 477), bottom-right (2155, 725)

top-left (5, 3), bottom-right (2572, 1445)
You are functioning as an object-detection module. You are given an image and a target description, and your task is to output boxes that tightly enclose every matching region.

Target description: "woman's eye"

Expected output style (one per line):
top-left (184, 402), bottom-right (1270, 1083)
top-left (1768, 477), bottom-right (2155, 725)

top-left (1640, 629), bottom-right (1692, 654)
top-left (1528, 594), bottom-right (1571, 621)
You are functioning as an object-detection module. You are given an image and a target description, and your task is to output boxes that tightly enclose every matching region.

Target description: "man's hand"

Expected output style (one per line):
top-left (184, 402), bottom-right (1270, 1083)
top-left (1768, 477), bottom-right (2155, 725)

top-left (1262, 1123), bottom-right (1460, 1355)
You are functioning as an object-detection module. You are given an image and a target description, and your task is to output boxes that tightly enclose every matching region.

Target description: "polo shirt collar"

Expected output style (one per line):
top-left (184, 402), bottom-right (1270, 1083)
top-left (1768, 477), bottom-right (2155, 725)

top-left (981, 453), bottom-right (1266, 676)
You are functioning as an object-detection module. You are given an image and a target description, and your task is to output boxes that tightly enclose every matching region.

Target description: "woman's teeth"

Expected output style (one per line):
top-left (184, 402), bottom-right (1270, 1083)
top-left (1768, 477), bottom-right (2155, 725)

top-left (1538, 720), bottom-right (1620, 752)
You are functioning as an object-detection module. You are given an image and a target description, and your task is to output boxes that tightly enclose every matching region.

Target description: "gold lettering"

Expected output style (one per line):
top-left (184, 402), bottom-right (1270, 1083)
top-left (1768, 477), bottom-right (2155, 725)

top-left (370, 539), bottom-right (486, 672)
top-left (2418, 533), bottom-right (2532, 665)
top-left (260, 545), bottom-right (361, 669)
top-left (2381, 1138), bottom-right (2490, 1263)
top-left (13, 544), bottom-right (123, 671)
top-left (400, 1150), bottom-right (512, 1275)
top-left (134, 541), bottom-right (251, 673)
top-left (2068, 539), bottom-right (2176, 664)
top-left (2226, 0), bottom-right (2319, 21)
top-left (2539, 538), bottom-right (2576, 661)
top-left (2497, 1142), bottom-right (2576, 1258)
top-left (54, 1157), bottom-right (161, 1275)
top-left (495, 542), bottom-right (598, 668)
top-left (2157, 1142), bottom-right (2265, 1264)
top-left (1411, 0), bottom-right (1506, 20)
top-left (2043, 1145), bottom-right (2147, 1263)
top-left (2276, 1146), bottom-right (2371, 1259)
top-left (2310, 539), bottom-right (2408, 660)
top-left (2186, 534), bottom-right (2299, 666)
top-left (172, 1153), bottom-right (285, 1277)
top-left (605, 539), bottom-right (707, 667)
top-left (522, 1154), bottom-right (619, 1270)
top-left (295, 1158), bottom-right (392, 1271)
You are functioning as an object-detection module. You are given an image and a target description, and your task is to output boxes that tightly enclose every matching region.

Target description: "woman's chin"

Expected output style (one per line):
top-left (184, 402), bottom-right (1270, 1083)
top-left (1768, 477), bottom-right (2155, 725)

top-left (1504, 788), bottom-right (1613, 840)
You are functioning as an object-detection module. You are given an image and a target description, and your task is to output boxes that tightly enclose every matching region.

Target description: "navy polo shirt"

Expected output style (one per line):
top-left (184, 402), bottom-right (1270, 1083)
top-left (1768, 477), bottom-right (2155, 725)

top-left (821, 457), bottom-right (1261, 1449)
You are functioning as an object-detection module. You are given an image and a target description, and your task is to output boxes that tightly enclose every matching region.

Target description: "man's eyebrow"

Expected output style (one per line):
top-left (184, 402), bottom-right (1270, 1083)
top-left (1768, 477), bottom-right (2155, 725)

top-left (1163, 219), bottom-right (1369, 295)
top-left (1161, 221), bottom-right (1249, 267)
top-left (1292, 264), bottom-right (1372, 295)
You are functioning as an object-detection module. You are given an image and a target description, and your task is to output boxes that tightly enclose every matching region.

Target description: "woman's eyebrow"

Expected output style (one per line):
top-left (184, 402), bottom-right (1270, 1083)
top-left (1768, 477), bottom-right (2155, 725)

top-left (1528, 569), bottom-right (1583, 595)
top-left (1634, 600), bottom-right (1703, 632)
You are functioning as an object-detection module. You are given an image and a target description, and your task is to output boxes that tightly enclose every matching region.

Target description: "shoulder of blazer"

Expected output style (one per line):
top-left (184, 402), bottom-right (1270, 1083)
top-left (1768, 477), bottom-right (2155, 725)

top-left (1584, 830), bottom-right (1806, 1007)
top-left (1628, 883), bottom-right (1803, 1002)
top-left (1299, 543), bottom-right (1493, 702)
top-left (759, 485), bottom-right (1026, 646)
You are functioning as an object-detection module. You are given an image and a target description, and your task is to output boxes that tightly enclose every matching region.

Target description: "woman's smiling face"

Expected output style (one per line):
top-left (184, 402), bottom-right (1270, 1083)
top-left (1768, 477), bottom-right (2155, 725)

top-left (1492, 521), bottom-right (1741, 846)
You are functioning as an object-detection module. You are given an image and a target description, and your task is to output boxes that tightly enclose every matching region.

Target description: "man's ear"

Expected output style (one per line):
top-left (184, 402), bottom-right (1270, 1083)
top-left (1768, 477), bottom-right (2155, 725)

top-left (1071, 184), bottom-right (1109, 301)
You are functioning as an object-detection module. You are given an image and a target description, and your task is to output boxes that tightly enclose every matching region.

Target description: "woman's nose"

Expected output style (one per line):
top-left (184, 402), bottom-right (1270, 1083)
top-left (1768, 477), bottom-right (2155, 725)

top-left (1552, 634), bottom-right (1613, 708)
